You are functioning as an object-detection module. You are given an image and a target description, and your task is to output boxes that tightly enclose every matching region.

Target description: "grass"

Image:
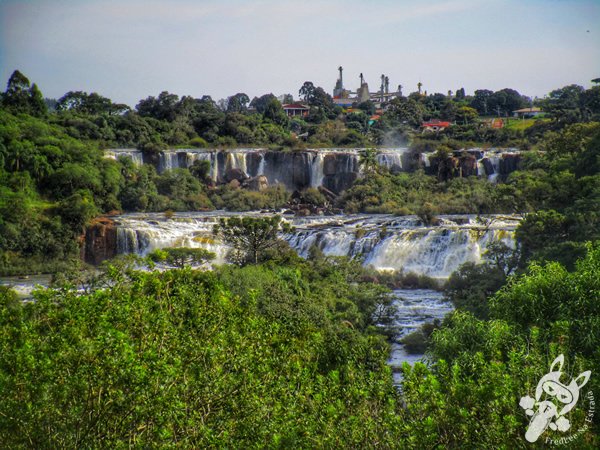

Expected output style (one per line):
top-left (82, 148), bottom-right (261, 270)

top-left (504, 117), bottom-right (550, 131)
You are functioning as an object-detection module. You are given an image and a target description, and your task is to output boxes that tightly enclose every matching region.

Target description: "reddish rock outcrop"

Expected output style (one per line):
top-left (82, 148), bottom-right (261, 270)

top-left (82, 217), bottom-right (118, 265)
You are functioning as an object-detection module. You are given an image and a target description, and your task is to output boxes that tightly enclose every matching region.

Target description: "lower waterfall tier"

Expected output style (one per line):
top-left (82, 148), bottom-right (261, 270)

top-left (95, 212), bottom-right (519, 279)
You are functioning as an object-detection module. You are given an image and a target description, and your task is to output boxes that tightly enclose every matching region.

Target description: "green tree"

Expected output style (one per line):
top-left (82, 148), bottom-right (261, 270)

top-left (299, 81), bottom-right (316, 103)
top-left (148, 247), bottom-right (215, 268)
top-left (541, 84), bottom-right (585, 123)
top-left (262, 97), bottom-right (288, 126)
top-left (226, 93), bottom-right (250, 113)
top-left (358, 147), bottom-right (380, 174)
top-left (213, 215), bottom-right (291, 264)
top-left (470, 89), bottom-right (494, 115)
top-left (387, 97), bottom-right (424, 127)
top-left (2, 70), bottom-right (47, 116)
top-left (249, 93), bottom-right (277, 113)
top-left (454, 106), bottom-right (479, 125)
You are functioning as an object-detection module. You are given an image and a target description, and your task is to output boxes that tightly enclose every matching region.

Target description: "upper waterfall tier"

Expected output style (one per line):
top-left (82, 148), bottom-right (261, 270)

top-left (104, 147), bottom-right (522, 193)
top-left (98, 212), bottom-right (520, 279)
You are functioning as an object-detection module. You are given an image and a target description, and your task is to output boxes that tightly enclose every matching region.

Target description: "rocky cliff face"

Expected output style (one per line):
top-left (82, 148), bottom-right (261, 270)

top-left (82, 217), bottom-right (118, 264)
top-left (105, 147), bottom-right (523, 192)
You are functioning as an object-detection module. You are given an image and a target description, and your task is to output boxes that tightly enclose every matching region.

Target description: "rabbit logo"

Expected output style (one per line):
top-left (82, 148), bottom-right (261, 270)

top-left (519, 355), bottom-right (591, 443)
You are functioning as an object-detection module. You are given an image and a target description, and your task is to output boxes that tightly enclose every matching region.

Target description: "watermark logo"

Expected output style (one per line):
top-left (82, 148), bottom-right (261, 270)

top-left (519, 354), bottom-right (591, 443)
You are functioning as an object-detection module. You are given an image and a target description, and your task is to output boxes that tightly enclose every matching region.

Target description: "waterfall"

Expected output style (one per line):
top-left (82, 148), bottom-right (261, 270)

top-left (420, 152), bottom-right (434, 167)
top-left (159, 152), bottom-right (180, 172)
top-left (187, 151), bottom-right (219, 181)
top-left (227, 151), bottom-right (248, 175)
top-left (310, 153), bottom-right (325, 188)
top-left (105, 147), bottom-right (521, 190)
top-left (257, 153), bottom-right (266, 176)
top-left (109, 213), bottom-right (519, 278)
top-left (105, 149), bottom-right (144, 166)
top-left (114, 213), bottom-right (230, 263)
top-left (376, 149), bottom-right (406, 173)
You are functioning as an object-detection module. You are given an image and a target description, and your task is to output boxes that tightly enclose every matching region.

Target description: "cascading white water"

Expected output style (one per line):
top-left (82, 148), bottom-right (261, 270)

top-left (257, 153), bottom-right (266, 176)
top-left (114, 213), bottom-right (230, 263)
top-left (105, 147), bottom-right (521, 190)
top-left (420, 152), bottom-right (434, 167)
top-left (376, 149), bottom-right (406, 172)
top-left (477, 160), bottom-right (486, 177)
top-left (110, 213), bottom-right (519, 278)
top-left (310, 153), bottom-right (325, 188)
top-left (159, 152), bottom-right (180, 172)
top-left (104, 149), bottom-right (144, 165)
top-left (227, 151), bottom-right (248, 176)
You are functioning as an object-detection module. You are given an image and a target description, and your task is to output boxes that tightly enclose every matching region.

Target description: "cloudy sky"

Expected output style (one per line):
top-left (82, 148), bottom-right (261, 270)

top-left (1, 0), bottom-right (599, 107)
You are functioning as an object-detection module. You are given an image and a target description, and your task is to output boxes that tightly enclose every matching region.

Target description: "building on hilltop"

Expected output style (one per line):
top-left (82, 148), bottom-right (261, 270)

top-left (512, 107), bottom-right (543, 118)
top-left (282, 103), bottom-right (309, 117)
top-left (332, 66), bottom-right (402, 110)
top-left (421, 119), bottom-right (451, 132)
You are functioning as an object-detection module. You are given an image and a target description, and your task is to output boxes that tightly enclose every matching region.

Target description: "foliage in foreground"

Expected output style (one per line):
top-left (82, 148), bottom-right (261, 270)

top-left (401, 243), bottom-right (600, 448)
top-left (1, 245), bottom-right (599, 448)
top-left (0, 257), bottom-right (400, 448)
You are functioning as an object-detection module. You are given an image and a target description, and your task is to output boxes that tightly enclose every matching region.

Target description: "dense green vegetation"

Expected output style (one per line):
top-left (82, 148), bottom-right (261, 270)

top-left (0, 254), bottom-right (399, 448)
top-left (1, 241), bottom-right (598, 447)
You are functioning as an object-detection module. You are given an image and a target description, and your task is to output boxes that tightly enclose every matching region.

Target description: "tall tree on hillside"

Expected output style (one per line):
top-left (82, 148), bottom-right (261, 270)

top-left (542, 84), bottom-right (585, 123)
top-left (57, 91), bottom-right (130, 115)
top-left (387, 97), bottom-right (424, 127)
top-left (249, 94), bottom-right (277, 113)
top-left (488, 88), bottom-right (528, 116)
top-left (263, 98), bottom-right (288, 126)
top-left (226, 93), bottom-right (250, 113)
top-left (299, 81), bottom-right (316, 103)
top-left (136, 91), bottom-right (180, 121)
top-left (2, 70), bottom-right (47, 116)
top-left (471, 89), bottom-right (494, 115)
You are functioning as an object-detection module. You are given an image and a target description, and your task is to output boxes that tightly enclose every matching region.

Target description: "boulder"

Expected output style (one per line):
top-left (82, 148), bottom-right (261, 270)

top-left (295, 208), bottom-right (311, 217)
top-left (246, 175), bottom-right (269, 191)
top-left (500, 154), bottom-right (520, 177)
top-left (225, 168), bottom-right (248, 184)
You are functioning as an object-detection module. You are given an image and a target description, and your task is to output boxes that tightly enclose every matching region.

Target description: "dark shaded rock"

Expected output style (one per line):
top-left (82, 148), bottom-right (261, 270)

top-left (323, 154), bottom-right (338, 175)
top-left (458, 153), bottom-right (478, 177)
top-left (481, 158), bottom-right (495, 176)
top-left (323, 172), bottom-right (358, 194)
top-left (225, 168), bottom-right (248, 183)
top-left (500, 154), bottom-right (521, 177)
top-left (245, 152), bottom-right (263, 176)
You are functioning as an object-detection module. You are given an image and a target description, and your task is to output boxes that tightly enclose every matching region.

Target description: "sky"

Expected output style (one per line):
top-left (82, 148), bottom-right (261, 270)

top-left (1, 0), bottom-right (599, 107)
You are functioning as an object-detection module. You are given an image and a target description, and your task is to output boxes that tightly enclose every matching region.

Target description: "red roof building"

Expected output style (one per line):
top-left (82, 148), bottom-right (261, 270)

top-left (421, 119), bottom-right (451, 132)
top-left (283, 103), bottom-right (309, 117)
